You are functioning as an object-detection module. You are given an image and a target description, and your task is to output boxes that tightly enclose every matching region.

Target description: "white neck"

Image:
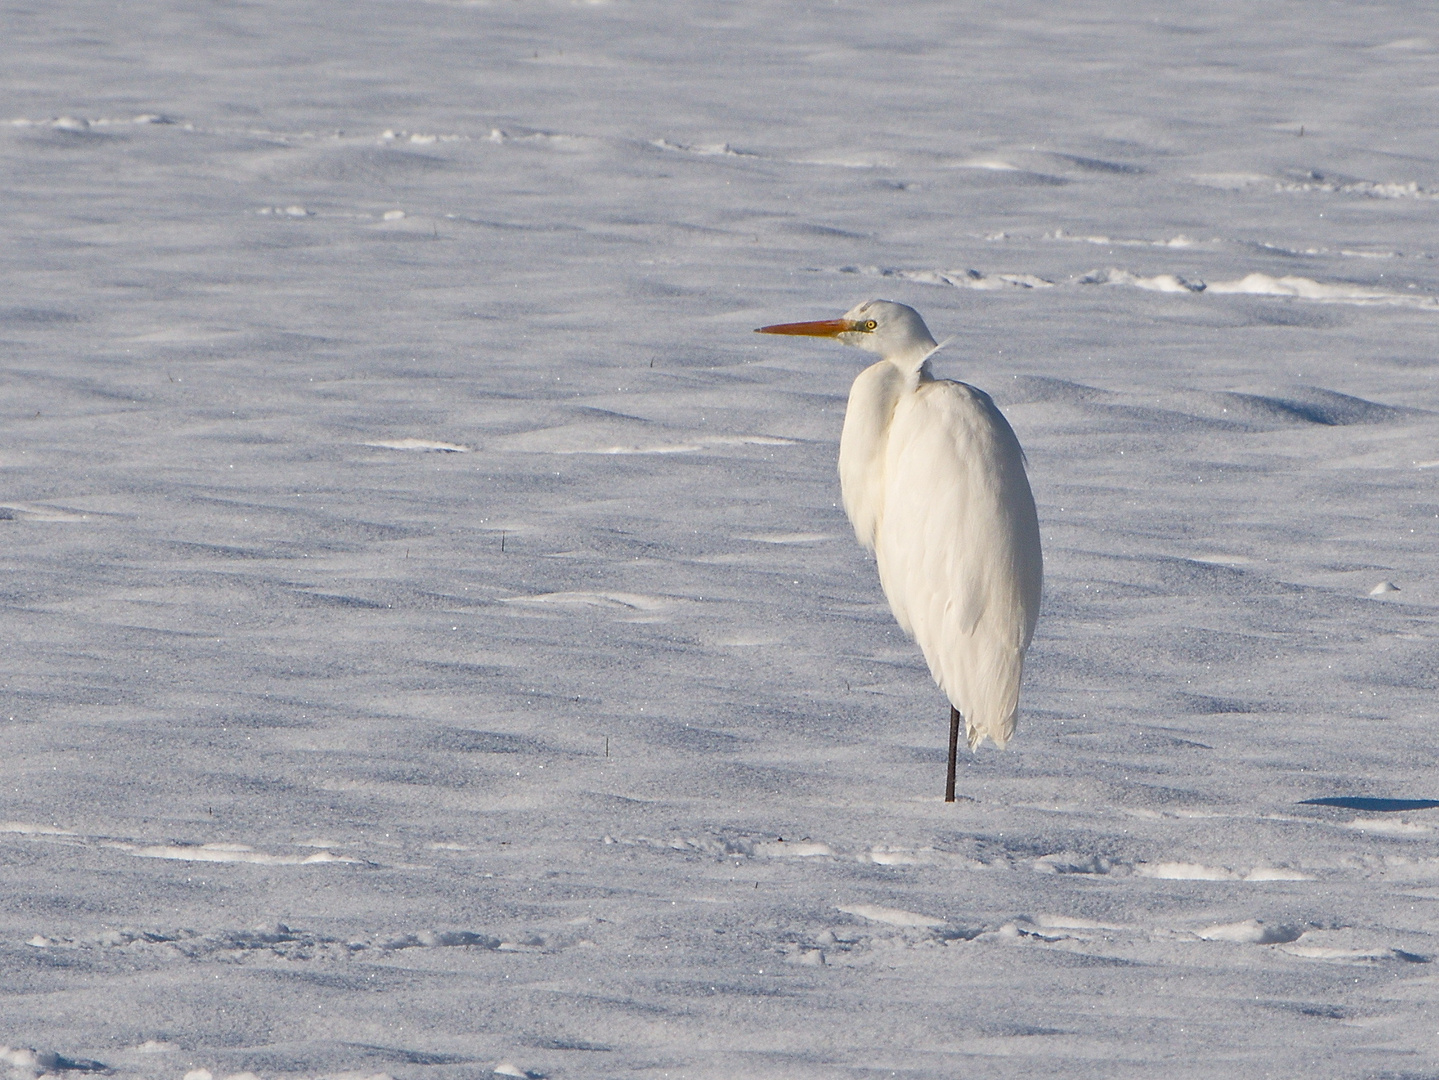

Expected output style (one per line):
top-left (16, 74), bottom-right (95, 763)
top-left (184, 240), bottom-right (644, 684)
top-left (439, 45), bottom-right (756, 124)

top-left (885, 337), bottom-right (947, 382)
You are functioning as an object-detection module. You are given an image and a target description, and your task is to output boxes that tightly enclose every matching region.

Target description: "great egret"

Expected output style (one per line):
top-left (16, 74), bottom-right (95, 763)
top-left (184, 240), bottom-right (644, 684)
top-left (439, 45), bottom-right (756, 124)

top-left (756, 300), bottom-right (1042, 802)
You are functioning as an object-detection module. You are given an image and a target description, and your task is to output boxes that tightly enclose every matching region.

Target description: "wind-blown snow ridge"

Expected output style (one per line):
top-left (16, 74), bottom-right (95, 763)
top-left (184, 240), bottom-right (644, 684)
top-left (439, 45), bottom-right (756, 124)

top-left (835, 263), bottom-right (1438, 308)
top-left (381, 129), bottom-right (464, 145)
top-left (0, 503), bottom-right (90, 523)
top-left (485, 127), bottom-right (602, 150)
top-left (500, 591), bottom-right (672, 614)
top-left (736, 531), bottom-right (832, 544)
top-left (1348, 816), bottom-right (1430, 835)
top-left (1035, 854), bottom-right (1309, 880)
top-left (600, 833), bottom-right (1318, 882)
top-left (122, 843), bottom-right (360, 865)
top-left (1279, 944), bottom-right (1429, 963)
top-left (837, 903), bottom-right (947, 928)
top-left (1192, 171), bottom-right (1439, 199)
top-left (1004, 229), bottom-right (1418, 262)
top-left (3, 824), bottom-right (361, 867)
top-left (7, 115), bottom-right (346, 143)
top-left (1195, 919), bottom-right (1303, 944)
top-left (538, 434), bottom-right (796, 455)
top-left (837, 265), bottom-right (1055, 289)
top-left (650, 138), bottom-right (755, 158)
top-left (364, 438), bottom-right (472, 453)
top-left (0, 822), bottom-right (76, 835)
top-left (1047, 229), bottom-right (1216, 249)
top-left (952, 158), bottom-right (1021, 171)
top-left (10, 114), bottom-right (173, 129)
top-left (1085, 268), bottom-right (1439, 307)
top-left (1205, 272), bottom-right (1439, 306)
top-left (20, 922), bottom-right (528, 958)
top-left (1079, 268), bottom-right (1205, 293)
top-left (1251, 240), bottom-right (1411, 260)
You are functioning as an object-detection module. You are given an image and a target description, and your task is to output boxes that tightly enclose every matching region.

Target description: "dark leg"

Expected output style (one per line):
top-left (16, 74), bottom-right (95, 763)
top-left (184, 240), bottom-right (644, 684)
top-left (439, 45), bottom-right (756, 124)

top-left (945, 705), bottom-right (961, 803)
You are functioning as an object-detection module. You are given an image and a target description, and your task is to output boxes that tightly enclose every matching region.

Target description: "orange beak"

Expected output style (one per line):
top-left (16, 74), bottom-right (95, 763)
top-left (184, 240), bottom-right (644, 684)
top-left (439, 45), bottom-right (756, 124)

top-left (754, 318), bottom-right (853, 337)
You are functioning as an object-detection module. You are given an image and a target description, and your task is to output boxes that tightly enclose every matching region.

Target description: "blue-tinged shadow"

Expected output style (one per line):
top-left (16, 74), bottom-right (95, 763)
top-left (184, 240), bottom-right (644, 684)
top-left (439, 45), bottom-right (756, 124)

top-left (1301, 797), bottom-right (1439, 813)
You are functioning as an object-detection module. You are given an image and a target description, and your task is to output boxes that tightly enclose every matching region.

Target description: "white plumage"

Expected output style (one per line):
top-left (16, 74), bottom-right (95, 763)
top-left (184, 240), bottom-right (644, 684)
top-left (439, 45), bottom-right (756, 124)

top-left (757, 300), bottom-right (1042, 798)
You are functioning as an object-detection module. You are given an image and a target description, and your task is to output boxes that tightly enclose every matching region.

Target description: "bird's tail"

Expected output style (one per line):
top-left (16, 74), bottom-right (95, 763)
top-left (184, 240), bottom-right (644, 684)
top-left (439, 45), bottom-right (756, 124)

top-left (941, 642), bottom-right (1024, 751)
top-left (966, 704), bottom-right (1017, 751)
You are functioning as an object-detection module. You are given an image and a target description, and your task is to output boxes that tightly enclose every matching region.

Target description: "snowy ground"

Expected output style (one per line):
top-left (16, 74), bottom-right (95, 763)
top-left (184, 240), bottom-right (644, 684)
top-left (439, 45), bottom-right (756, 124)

top-left (4, 2), bottom-right (1439, 1077)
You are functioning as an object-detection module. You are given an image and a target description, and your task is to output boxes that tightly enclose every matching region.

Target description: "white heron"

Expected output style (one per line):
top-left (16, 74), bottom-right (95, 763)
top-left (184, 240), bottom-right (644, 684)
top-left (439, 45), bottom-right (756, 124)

top-left (756, 300), bottom-right (1042, 801)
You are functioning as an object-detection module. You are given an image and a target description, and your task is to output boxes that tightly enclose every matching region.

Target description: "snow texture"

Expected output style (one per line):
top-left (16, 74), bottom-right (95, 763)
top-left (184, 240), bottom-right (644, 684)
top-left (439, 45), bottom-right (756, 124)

top-left (4, 2), bottom-right (1439, 1078)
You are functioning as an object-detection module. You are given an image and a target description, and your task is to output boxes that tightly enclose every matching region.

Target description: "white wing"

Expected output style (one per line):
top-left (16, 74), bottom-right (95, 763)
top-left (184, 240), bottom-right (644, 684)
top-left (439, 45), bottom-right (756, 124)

top-left (873, 379), bottom-right (1042, 748)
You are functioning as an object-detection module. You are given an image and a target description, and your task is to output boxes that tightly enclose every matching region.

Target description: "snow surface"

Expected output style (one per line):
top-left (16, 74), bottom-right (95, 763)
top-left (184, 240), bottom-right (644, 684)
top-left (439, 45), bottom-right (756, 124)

top-left (4, 1), bottom-right (1439, 1077)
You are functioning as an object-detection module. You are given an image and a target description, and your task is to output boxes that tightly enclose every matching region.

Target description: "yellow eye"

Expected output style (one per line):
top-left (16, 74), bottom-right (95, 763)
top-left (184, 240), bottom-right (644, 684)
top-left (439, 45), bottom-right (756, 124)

top-left (864, 320), bottom-right (877, 331)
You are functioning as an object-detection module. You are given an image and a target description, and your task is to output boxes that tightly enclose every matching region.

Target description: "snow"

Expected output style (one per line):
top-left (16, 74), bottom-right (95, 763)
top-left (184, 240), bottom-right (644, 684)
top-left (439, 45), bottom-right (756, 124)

top-left (3, 0), bottom-right (1439, 1077)
top-left (836, 904), bottom-right (948, 929)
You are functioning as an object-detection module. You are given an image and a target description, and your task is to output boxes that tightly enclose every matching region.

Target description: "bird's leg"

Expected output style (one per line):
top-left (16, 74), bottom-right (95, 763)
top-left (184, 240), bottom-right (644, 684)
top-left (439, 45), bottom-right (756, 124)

top-left (945, 705), bottom-right (961, 803)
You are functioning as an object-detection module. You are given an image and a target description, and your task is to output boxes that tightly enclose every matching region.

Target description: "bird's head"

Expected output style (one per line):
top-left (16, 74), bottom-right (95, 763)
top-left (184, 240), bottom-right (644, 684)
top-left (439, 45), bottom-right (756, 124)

top-left (755, 300), bottom-right (939, 369)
